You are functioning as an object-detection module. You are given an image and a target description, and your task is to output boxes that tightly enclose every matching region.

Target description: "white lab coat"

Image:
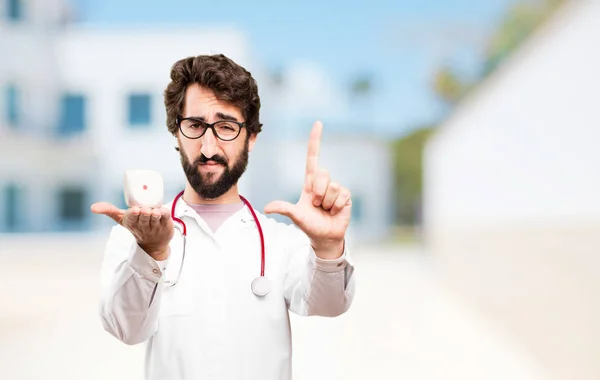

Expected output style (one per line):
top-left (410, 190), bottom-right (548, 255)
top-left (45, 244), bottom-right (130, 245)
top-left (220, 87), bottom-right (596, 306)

top-left (99, 197), bottom-right (356, 380)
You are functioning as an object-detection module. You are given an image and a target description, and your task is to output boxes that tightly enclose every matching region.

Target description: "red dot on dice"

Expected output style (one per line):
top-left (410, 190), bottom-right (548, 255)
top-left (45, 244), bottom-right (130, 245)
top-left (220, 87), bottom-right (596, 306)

top-left (143, 185), bottom-right (148, 190)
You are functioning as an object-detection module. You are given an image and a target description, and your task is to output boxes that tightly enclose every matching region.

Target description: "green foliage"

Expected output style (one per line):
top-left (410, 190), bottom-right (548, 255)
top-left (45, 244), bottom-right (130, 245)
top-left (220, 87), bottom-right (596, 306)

top-left (392, 126), bottom-right (435, 225)
top-left (431, 0), bottom-right (567, 107)
top-left (482, 0), bottom-right (567, 75)
top-left (350, 75), bottom-right (373, 96)
top-left (432, 66), bottom-right (472, 106)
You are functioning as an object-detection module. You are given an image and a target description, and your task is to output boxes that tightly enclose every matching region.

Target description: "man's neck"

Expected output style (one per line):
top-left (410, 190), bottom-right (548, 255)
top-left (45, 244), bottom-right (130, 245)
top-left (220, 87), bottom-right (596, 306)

top-left (182, 183), bottom-right (242, 205)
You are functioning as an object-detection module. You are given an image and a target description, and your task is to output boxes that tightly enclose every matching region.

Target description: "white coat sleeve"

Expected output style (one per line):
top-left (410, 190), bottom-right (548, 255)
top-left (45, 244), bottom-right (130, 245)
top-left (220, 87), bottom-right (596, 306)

top-left (282, 225), bottom-right (356, 317)
top-left (99, 224), bottom-right (169, 345)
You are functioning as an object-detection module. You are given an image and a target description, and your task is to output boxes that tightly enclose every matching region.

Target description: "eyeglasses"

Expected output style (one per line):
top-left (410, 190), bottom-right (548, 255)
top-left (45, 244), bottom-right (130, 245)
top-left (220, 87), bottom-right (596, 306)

top-left (177, 116), bottom-right (246, 141)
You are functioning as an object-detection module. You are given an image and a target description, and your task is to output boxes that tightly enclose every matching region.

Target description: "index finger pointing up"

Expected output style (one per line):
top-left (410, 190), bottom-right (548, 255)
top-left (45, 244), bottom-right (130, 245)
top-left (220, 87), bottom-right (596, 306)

top-left (305, 121), bottom-right (323, 190)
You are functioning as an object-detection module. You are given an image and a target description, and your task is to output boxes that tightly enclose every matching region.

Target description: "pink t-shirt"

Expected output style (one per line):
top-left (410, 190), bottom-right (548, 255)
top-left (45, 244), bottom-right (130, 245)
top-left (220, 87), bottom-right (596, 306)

top-left (189, 202), bottom-right (246, 233)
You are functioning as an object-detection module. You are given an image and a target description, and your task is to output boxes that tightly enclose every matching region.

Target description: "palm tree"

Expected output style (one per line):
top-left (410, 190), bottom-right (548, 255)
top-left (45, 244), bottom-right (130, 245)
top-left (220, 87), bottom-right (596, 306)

top-left (348, 74), bottom-right (373, 133)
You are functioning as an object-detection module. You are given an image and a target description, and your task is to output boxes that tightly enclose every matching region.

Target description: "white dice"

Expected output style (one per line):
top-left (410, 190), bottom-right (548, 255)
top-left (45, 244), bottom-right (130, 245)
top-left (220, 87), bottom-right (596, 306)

top-left (124, 169), bottom-right (164, 208)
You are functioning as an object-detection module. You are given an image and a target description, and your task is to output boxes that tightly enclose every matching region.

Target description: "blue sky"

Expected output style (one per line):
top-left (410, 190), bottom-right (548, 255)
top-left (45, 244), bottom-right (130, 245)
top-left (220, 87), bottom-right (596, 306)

top-left (73, 0), bottom-right (515, 138)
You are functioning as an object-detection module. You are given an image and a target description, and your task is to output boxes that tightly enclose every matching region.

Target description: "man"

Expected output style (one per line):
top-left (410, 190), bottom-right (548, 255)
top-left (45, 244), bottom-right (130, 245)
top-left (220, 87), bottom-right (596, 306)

top-left (91, 53), bottom-right (356, 380)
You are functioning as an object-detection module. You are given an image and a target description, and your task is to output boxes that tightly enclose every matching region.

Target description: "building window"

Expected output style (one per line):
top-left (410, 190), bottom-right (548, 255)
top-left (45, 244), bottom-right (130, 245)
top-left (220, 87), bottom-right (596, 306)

top-left (7, 0), bottom-right (23, 21)
top-left (58, 94), bottom-right (86, 135)
top-left (5, 84), bottom-right (19, 127)
top-left (58, 187), bottom-right (86, 222)
top-left (3, 183), bottom-right (20, 231)
top-left (128, 93), bottom-right (151, 127)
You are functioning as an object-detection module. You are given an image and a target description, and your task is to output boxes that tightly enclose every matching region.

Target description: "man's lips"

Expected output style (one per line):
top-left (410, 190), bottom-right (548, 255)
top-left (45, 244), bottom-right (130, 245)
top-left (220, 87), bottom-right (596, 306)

top-left (198, 161), bottom-right (224, 171)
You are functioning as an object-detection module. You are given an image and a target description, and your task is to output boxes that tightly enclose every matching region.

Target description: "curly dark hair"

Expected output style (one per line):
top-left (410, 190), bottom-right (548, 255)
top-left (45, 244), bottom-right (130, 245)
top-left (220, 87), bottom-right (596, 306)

top-left (163, 54), bottom-right (263, 137)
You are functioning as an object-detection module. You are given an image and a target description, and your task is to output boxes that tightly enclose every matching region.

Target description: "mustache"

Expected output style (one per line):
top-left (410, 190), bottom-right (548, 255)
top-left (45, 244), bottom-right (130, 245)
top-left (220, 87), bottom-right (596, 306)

top-left (194, 154), bottom-right (228, 166)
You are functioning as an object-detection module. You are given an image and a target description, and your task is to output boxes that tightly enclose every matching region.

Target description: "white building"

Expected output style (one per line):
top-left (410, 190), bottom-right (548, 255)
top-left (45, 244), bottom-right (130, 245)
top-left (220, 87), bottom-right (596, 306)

top-left (424, 1), bottom-right (600, 379)
top-left (0, 0), bottom-right (392, 243)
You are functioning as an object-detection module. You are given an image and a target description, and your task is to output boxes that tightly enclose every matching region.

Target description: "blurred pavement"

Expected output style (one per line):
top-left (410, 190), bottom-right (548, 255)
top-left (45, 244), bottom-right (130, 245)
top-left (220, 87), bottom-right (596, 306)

top-left (0, 234), bottom-right (549, 380)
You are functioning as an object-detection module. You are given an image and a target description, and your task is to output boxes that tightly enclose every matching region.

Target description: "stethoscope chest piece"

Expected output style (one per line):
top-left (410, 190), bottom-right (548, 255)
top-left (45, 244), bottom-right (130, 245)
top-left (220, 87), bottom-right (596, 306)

top-left (251, 276), bottom-right (272, 297)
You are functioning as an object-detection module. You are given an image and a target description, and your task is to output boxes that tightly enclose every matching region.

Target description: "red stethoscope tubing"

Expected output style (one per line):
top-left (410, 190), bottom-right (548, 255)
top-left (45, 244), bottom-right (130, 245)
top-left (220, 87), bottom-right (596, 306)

top-left (170, 190), bottom-right (266, 277)
top-left (171, 191), bottom-right (187, 235)
top-left (240, 196), bottom-right (266, 277)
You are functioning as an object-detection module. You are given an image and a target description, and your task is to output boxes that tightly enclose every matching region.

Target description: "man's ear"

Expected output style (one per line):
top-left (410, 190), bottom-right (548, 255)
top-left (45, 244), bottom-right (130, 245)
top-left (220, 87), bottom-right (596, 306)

top-left (248, 133), bottom-right (258, 152)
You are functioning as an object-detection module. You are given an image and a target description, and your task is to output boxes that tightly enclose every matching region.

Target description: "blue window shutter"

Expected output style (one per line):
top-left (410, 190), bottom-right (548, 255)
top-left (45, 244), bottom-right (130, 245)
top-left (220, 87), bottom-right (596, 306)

top-left (4, 183), bottom-right (20, 231)
top-left (59, 94), bottom-right (86, 135)
top-left (8, 0), bottom-right (23, 21)
top-left (58, 187), bottom-right (86, 221)
top-left (128, 94), bottom-right (152, 127)
top-left (5, 85), bottom-right (19, 126)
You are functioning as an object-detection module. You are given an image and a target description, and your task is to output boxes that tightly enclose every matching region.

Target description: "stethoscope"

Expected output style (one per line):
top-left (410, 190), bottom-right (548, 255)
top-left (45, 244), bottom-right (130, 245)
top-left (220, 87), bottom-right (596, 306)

top-left (164, 190), bottom-right (272, 297)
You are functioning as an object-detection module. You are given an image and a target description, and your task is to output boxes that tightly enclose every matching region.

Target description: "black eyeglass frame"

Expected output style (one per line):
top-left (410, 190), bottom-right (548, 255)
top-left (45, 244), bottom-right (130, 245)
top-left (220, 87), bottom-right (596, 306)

top-left (176, 116), bottom-right (246, 141)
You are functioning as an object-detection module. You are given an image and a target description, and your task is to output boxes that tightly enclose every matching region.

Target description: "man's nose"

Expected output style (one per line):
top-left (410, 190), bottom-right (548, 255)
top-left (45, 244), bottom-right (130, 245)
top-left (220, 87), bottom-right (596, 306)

top-left (200, 128), bottom-right (219, 158)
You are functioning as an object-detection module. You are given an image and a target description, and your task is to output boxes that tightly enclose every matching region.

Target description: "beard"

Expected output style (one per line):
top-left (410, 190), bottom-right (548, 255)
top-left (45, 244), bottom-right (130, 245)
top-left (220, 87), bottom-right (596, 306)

top-left (179, 138), bottom-right (250, 199)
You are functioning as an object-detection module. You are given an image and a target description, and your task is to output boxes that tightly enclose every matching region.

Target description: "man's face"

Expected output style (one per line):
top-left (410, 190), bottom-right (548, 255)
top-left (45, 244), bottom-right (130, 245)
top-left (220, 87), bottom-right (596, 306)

top-left (178, 84), bottom-right (256, 199)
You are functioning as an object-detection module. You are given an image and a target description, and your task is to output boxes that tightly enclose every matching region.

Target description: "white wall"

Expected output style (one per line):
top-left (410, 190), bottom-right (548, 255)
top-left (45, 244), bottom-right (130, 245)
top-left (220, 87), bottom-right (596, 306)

top-left (423, 2), bottom-right (600, 379)
top-left (424, 0), bottom-right (600, 229)
top-left (0, 0), bottom-right (76, 232)
top-left (0, 0), bottom-right (68, 137)
top-left (0, 134), bottom-right (98, 231)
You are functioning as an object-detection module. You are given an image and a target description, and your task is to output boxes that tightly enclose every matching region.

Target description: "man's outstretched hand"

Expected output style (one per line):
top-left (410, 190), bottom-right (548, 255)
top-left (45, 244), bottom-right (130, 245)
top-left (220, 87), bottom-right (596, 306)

top-left (91, 202), bottom-right (174, 261)
top-left (264, 121), bottom-right (352, 260)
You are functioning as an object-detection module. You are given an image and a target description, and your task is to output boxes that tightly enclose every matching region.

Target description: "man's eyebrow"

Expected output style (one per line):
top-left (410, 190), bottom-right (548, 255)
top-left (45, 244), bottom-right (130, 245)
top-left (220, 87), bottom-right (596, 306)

top-left (216, 112), bottom-right (239, 122)
top-left (183, 113), bottom-right (240, 122)
top-left (185, 115), bottom-right (207, 121)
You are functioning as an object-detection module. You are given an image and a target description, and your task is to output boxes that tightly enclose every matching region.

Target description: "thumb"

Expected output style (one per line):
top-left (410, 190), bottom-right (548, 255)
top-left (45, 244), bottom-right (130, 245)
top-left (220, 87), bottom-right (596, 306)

top-left (91, 202), bottom-right (125, 225)
top-left (264, 200), bottom-right (297, 220)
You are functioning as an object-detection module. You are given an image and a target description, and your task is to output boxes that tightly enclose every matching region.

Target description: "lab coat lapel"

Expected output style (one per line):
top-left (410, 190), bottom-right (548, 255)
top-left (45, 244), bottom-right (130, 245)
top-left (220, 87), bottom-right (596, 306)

top-left (170, 198), bottom-right (215, 238)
